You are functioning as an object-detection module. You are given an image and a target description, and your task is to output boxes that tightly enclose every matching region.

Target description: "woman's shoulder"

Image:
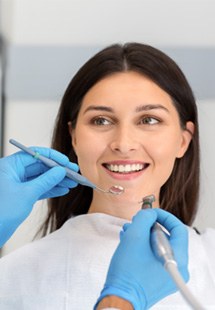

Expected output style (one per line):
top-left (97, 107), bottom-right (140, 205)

top-left (188, 226), bottom-right (215, 245)
top-left (0, 214), bottom-right (91, 262)
top-left (0, 218), bottom-right (75, 268)
top-left (190, 226), bottom-right (215, 246)
top-left (0, 212), bottom-right (124, 266)
top-left (200, 227), bottom-right (215, 254)
top-left (188, 226), bottom-right (215, 270)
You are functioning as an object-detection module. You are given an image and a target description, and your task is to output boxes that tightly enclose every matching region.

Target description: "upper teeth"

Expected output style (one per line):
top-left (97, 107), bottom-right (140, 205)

top-left (106, 163), bottom-right (145, 173)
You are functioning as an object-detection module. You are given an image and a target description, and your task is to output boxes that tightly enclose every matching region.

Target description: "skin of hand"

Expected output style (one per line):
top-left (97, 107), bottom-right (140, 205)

top-left (0, 148), bottom-right (78, 247)
top-left (95, 208), bottom-right (189, 310)
top-left (96, 295), bottom-right (133, 310)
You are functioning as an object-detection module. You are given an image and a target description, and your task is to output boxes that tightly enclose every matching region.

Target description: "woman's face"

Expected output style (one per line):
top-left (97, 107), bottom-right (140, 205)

top-left (69, 71), bottom-right (193, 213)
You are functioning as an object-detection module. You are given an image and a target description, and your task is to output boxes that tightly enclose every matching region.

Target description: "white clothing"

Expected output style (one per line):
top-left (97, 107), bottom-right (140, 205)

top-left (0, 213), bottom-right (214, 310)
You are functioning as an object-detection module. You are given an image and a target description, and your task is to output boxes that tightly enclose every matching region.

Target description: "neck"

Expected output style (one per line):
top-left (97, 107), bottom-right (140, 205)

top-left (88, 195), bottom-right (142, 221)
top-left (88, 189), bottom-right (160, 220)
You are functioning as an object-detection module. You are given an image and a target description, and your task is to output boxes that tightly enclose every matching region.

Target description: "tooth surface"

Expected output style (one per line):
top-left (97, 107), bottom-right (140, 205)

top-left (131, 164), bottom-right (135, 171)
top-left (119, 165), bottom-right (124, 172)
top-left (113, 165), bottom-right (118, 172)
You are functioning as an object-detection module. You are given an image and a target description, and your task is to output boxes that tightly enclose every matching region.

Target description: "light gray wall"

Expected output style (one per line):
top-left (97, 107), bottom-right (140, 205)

top-left (4, 45), bottom-right (215, 101)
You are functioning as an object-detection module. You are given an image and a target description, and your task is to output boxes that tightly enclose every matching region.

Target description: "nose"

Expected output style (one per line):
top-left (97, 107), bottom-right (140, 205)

top-left (109, 126), bottom-right (139, 155)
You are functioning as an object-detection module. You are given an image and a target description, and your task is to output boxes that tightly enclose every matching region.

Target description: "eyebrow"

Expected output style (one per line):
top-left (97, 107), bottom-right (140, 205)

top-left (83, 105), bottom-right (114, 114)
top-left (83, 104), bottom-right (170, 114)
top-left (135, 104), bottom-right (170, 113)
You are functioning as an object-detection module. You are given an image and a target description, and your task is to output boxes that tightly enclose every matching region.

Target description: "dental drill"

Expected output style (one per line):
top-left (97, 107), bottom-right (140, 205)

top-left (142, 195), bottom-right (205, 310)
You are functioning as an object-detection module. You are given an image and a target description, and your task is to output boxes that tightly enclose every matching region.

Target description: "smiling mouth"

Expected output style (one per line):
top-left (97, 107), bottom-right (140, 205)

top-left (103, 163), bottom-right (149, 174)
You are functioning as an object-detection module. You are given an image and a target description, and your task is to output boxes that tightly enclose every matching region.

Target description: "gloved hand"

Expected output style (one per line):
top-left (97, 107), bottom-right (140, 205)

top-left (0, 148), bottom-right (79, 247)
top-left (95, 208), bottom-right (189, 310)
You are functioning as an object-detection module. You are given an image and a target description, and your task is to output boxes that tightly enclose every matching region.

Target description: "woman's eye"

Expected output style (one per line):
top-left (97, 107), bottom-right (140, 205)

top-left (140, 116), bottom-right (159, 125)
top-left (92, 117), bottom-right (112, 126)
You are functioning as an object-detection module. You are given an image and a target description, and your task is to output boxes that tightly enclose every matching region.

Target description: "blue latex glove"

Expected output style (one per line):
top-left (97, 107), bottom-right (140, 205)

top-left (95, 208), bottom-right (189, 310)
top-left (0, 148), bottom-right (79, 247)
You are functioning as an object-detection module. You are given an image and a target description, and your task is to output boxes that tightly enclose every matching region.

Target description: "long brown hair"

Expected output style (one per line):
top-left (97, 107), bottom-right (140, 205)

top-left (41, 43), bottom-right (200, 235)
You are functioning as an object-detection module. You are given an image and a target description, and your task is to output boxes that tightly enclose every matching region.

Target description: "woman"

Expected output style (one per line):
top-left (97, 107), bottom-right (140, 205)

top-left (44, 42), bottom-right (199, 232)
top-left (0, 43), bottom-right (214, 309)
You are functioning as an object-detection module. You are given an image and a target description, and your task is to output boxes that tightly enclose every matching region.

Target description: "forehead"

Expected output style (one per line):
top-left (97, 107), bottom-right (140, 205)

top-left (80, 71), bottom-right (176, 112)
top-left (83, 71), bottom-right (172, 103)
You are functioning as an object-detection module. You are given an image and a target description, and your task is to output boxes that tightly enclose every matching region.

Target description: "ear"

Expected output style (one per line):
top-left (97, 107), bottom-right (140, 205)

top-left (68, 121), bottom-right (77, 151)
top-left (177, 121), bottom-right (195, 158)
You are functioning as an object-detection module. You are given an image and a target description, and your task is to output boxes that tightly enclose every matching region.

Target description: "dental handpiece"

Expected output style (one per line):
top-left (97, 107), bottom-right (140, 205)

top-left (141, 195), bottom-right (174, 264)
top-left (142, 195), bottom-right (205, 310)
top-left (9, 139), bottom-right (124, 195)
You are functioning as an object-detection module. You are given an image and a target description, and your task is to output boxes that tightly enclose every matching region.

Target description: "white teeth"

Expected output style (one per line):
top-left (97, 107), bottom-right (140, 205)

top-left (106, 163), bottom-right (145, 173)
top-left (119, 165), bottom-right (124, 172)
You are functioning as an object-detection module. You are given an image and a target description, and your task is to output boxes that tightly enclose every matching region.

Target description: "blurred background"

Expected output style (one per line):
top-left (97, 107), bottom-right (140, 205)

top-left (0, 0), bottom-right (215, 256)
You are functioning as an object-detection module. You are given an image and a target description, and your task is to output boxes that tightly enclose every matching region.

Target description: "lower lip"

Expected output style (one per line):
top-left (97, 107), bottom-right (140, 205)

top-left (103, 166), bottom-right (148, 181)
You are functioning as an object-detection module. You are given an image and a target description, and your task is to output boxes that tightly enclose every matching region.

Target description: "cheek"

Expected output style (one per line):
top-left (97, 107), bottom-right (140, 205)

top-left (150, 134), bottom-right (182, 181)
top-left (151, 129), bottom-right (183, 160)
top-left (72, 131), bottom-right (106, 175)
